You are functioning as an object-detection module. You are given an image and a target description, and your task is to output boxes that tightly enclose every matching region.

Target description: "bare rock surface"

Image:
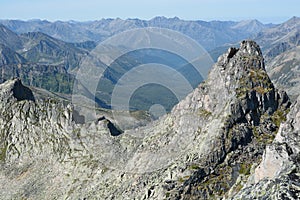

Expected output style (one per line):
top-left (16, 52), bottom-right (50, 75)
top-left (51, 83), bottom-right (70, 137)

top-left (231, 95), bottom-right (300, 200)
top-left (0, 40), bottom-right (297, 199)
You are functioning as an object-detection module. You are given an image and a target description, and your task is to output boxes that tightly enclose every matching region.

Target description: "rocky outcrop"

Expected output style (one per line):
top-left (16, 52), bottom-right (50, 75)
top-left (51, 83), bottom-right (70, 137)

top-left (160, 40), bottom-right (290, 199)
top-left (231, 95), bottom-right (300, 200)
top-left (0, 78), bottom-right (151, 199)
top-left (0, 40), bottom-right (294, 199)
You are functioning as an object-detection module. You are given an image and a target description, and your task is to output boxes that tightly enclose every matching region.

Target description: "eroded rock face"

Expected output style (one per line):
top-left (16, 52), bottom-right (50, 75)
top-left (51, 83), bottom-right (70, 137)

top-left (0, 41), bottom-right (294, 200)
top-left (162, 40), bottom-right (290, 199)
top-left (231, 95), bottom-right (300, 200)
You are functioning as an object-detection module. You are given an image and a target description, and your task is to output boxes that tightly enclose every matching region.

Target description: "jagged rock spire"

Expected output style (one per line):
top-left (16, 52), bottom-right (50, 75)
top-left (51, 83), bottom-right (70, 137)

top-left (0, 78), bottom-right (35, 102)
top-left (0, 41), bottom-right (295, 200)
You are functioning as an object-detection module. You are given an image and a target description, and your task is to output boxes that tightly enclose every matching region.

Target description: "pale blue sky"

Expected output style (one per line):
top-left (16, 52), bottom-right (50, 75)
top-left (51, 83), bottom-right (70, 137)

top-left (0, 0), bottom-right (298, 23)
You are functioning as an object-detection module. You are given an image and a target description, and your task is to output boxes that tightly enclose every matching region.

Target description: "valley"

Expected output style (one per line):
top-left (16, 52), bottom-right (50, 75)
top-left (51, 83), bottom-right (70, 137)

top-left (0, 16), bottom-right (299, 199)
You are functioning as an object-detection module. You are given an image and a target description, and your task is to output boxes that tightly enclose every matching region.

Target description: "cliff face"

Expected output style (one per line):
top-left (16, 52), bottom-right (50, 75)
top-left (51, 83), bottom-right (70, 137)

top-left (0, 41), bottom-right (297, 200)
top-left (232, 95), bottom-right (300, 199)
top-left (157, 40), bottom-right (290, 199)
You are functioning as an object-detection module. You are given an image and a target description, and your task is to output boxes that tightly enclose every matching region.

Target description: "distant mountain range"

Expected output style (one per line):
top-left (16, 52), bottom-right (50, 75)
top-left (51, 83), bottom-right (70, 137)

top-left (0, 16), bottom-right (299, 110)
top-left (256, 16), bottom-right (300, 61)
top-left (0, 16), bottom-right (299, 199)
top-left (256, 17), bottom-right (300, 101)
top-left (0, 40), bottom-right (298, 200)
top-left (0, 17), bottom-right (274, 50)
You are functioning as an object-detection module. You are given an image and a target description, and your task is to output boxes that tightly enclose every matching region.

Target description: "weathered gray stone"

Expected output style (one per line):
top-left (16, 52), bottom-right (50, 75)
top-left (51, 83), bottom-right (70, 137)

top-left (0, 40), bottom-right (297, 200)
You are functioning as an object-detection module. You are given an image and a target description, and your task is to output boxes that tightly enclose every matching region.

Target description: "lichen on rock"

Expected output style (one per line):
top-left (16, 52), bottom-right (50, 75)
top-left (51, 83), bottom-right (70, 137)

top-left (0, 41), bottom-right (298, 200)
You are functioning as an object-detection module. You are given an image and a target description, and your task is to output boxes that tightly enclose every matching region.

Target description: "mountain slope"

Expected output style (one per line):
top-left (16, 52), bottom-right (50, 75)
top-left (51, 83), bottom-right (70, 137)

top-left (254, 17), bottom-right (300, 103)
top-left (231, 19), bottom-right (270, 34)
top-left (0, 24), bottom-right (24, 50)
top-left (266, 46), bottom-right (300, 102)
top-left (0, 23), bottom-right (203, 111)
top-left (0, 44), bottom-right (26, 66)
top-left (20, 32), bottom-right (88, 68)
top-left (232, 93), bottom-right (300, 199)
top-left (0, 41), bottom-right (293, 199)
top-left (256, 16), bottom-right (300, 61)
top-left (0, 25), bottom-right (90, 94)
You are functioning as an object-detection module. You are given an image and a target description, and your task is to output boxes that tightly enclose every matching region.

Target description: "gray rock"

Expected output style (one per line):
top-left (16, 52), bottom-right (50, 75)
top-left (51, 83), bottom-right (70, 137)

top-left (231, 95), bottom-right (300, 200)
top-left (0, 40), bottom-right (296, 200)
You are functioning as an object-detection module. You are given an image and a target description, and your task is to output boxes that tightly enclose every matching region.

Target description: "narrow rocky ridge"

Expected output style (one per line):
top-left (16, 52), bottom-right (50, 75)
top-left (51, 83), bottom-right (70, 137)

top-left (0, 40), bottom-right (297, 199)
top-left (149, 40), bottom-right (291, 199)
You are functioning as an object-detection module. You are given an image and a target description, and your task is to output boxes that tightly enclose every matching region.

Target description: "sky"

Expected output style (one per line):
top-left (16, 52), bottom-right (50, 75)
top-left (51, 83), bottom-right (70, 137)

top-left (0, 0), bottom-right (299, 23)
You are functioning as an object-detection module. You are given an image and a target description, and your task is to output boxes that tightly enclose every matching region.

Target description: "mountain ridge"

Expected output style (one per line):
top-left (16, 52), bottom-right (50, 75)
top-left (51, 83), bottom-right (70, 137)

top-left (0, 40), bottom-right (298, 199)
top-left (0, 18), bottom-right (272, 50)
top-left (0, 17), bottom-right (299, 114)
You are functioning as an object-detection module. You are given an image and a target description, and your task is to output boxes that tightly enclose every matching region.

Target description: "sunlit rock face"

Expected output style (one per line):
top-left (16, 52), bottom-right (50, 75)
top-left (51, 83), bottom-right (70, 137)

top-left (0, 41), bottom-right (297, 200)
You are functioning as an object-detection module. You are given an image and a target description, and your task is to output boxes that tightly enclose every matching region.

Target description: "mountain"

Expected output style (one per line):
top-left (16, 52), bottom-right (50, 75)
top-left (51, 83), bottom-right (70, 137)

top-left (0, 24), bottom-right (202, 111)
top-left (0, 41), bottom-right (298, 199)
top-left (0, 25), bottom-right (90, 94)
top-left (93, 48), bottom-right (205, 112)
top-left (209, 17), bottom-right (300, 63)
top-left (0, 18), bottom-right (271, 50)
top-left (256, 16), bottom-right (300, 61)
top-left (0, 22), bottom-right (207, 110)
top-left (0, 62), bottom-right (74, 93)
top-left (19, 32), bottom-right (87, 68)
top-left (252, 17), bottom-right (300, 102)
top-left (0, 24), bottom-right (89, 70)
top-left (0, 44), bottom-right (26, 67)
top-left (231, 19), bottom-right (271, 34)
top-left (0, 24), bottom-right (23, 50)
top-left (1, 17), bottom-right (299, 113)
top-left (266, 46), bottom-right (300, 102)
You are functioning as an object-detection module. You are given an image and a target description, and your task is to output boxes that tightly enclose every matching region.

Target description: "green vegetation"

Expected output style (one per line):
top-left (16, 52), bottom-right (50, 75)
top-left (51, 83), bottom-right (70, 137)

top-left (252, 107), bottom-right (290, 145)
top-left (271, 109), bottom-right (289, 127)
top-left (129, 84), bottom-right (179, 112)
top-left (200, 165), bottom-right (231, 196)
top-left (0, 143), bottom-right (8, 161)
top-left (249, 68), bottom-right (270, 85)
top-left (1, 64), bottom-right (75, 94)
top-left (253, 86), bottom-right (272, 95)
top-left (178, 175), bottom-right (190, 183)
top-left (239, 163), bottom-right (251, 175)
top-left (27, 73), bottom-right (74, 94)
top-left (198, 108), bottom-right (212, 118)
top-left (188, 164), bottom-right (200, 170)
top-left (253, 125), bottom-right (275, 145)
top-left (165, 192), bottom-right (170, 198)
top-left (236, 64), bottom-right (273, 98)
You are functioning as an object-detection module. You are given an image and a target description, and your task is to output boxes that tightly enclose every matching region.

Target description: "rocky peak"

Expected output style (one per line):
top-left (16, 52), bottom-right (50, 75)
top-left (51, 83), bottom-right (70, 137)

top-left (0, 78), bottom-right (35, 102)
top-left (239, 40), bottom-right (263, 57)
top-left (218, 40), bottom-right (263, 64)
top-left (165, 40), bottom-right (290, 199)
top-left (0, 41), bottom-right (294, 200)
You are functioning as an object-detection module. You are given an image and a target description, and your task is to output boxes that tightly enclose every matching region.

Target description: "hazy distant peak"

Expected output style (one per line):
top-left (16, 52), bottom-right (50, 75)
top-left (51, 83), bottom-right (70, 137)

top-left (231, 19), bottom-right (265, 34)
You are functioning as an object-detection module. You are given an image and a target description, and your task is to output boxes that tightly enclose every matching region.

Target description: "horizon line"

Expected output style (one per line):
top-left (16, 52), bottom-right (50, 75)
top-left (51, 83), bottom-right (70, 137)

top-left (0, 16), bottom-right (298, 24)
